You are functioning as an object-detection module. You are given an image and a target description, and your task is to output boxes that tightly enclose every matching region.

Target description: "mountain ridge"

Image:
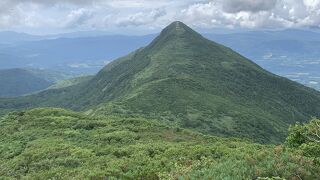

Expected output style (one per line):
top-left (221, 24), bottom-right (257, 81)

top-left (0, 21), bottom-right (319, 143)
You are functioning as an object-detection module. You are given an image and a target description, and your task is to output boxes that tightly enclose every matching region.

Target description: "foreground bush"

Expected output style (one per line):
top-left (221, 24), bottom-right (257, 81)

top-left (0, 108), bottom-right (319, 179)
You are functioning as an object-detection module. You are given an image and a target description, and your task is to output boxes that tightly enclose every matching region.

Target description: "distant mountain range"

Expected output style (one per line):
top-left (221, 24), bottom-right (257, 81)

top-left (1, 29), bottom-right (319, 90)
top-left (0, 31), bottom-right (44, 44)
top-left (206, 30), bottom-right (320, 91)
top-left (0, 33), bottom-right (155, 74)
top-left (0, 30), bottom-right (119, 44)
top-left (1, 22), bottom-right (319, 143)
top-left (206, 29), bottom-right (320, 59)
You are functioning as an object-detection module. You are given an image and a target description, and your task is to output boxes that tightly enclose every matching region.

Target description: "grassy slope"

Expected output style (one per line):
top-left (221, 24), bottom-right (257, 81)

top-left (47, 75), bottom-right (93, 89)
top-left (0, 108), bottom-right (319, 179)
top-left (0, 22), bottom-right (319, 143)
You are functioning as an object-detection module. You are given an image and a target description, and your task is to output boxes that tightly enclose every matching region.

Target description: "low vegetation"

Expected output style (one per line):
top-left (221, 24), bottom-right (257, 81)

top-left (0, 108), bottom-right (319, 179)
top-left (285, 118), bottom-right (320, 166)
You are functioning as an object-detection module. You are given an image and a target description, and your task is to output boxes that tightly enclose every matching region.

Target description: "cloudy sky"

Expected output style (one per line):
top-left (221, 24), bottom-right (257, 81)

top-left (1, 0), bottom-right (320, 34)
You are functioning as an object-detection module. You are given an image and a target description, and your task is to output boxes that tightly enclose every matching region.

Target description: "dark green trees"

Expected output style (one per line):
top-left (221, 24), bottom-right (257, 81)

top-left (286, 118), bottom-right (320, 164)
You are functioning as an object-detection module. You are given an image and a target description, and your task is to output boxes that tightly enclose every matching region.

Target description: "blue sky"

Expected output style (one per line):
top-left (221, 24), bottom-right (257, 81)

top-left (1, 0), bottom-right (320, 35)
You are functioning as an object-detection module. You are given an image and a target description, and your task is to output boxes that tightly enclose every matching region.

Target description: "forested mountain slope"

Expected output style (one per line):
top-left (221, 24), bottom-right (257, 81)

top-left (1, 22), bottom-right (319, 143)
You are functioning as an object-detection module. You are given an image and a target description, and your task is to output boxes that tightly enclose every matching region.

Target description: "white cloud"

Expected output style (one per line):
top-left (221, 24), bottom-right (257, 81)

top-left (1, 0), bottom-right (320, 33)
top-left (116, 9), bottom-right (167, 27)
top-left (221, 0), bottom-right (278, 13)
top-left (64, 8), bottom-right (94, 28)
top-left (303, 0), bottom-right (320, 8)
top-left (179, 0), bottom-right (320, 29)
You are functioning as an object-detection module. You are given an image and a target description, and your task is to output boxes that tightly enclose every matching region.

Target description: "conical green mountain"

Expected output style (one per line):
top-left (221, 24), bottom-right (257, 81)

top-left (1, 22), bottom-right (320, 143)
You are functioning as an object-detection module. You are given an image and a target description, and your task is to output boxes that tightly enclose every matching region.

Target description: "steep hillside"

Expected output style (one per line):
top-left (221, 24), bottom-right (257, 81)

top-left (82, 22), bottom-right (320, 143)
top-left (0, 22), bottom-right (320, 143)
top-left (0, 108), bottom-right (318, 179)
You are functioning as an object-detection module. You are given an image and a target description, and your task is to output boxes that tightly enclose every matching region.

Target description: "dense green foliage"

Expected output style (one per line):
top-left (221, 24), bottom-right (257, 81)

top-left (0, 22), bottom-right (319, 143)
top-left (285, 118), bottom-right (320, 165)
top-left (0, 108), bottom-right (319, 179)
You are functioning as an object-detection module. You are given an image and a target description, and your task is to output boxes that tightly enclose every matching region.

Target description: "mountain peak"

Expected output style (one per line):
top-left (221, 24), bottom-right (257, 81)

top-left (167, 21), bottom-right (187, 30)
top-left (159, 21), bottom-right (201, 37)
top-left (147, 21), bottom-right (204, 49)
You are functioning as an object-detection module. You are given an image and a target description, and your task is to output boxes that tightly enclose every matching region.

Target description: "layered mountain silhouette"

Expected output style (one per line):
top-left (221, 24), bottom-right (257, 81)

top-left (0, 68), bottom-right (69, 97)
top-left (0, 69), bottom-right (53, 97)
top-left (1, 22), bottom-right (320, 143)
